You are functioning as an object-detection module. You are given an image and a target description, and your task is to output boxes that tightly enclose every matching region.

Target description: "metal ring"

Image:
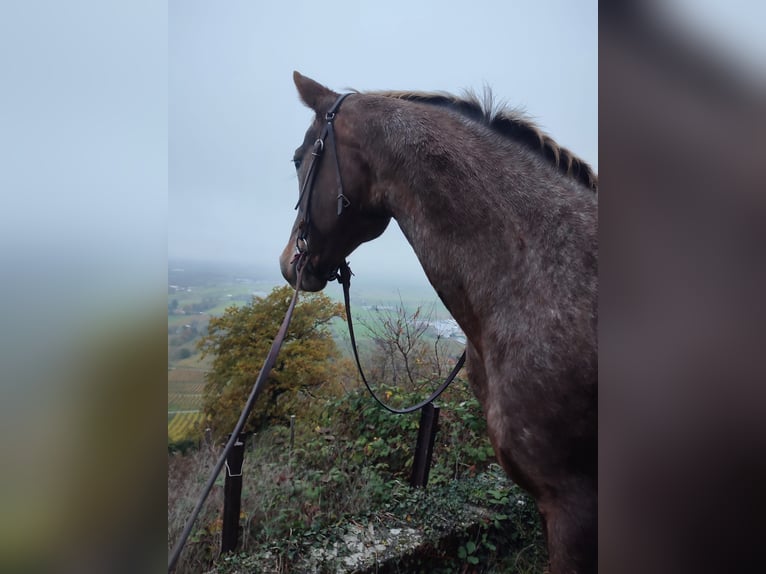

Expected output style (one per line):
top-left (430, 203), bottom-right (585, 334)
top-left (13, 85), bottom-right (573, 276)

top-left (296, 235), bottom-right (308, 254)
top-left (312, 138), bottom-right (324, 156)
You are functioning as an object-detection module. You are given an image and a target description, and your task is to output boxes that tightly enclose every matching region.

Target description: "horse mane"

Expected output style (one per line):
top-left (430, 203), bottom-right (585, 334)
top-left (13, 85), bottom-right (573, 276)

top-left (362, 89), bottom-right (598, 192)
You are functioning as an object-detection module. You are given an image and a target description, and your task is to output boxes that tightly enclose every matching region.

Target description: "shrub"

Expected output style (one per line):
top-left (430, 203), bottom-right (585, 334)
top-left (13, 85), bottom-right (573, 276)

top-left (169, 382), bottom-right (546, 573)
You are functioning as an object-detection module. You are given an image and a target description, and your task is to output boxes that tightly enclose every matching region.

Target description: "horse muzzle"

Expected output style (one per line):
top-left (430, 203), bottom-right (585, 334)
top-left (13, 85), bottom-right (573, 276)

top-left (279, 250), bottom-right (330, 292)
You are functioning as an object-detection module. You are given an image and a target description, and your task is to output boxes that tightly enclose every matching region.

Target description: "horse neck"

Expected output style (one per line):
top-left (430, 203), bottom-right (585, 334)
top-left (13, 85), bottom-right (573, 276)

top-left (360, 102), bottom-right (597, 348)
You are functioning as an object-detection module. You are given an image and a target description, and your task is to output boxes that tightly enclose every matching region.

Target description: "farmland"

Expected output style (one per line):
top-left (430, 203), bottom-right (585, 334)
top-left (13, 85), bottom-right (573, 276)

top-left (167, 411), bottom-right (207, 442)
top-left (167, 259), bottom-right (281, 442)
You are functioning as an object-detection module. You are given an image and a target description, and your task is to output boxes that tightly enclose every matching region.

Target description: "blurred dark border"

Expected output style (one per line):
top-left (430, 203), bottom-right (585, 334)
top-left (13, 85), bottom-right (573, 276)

top-left (600, 2), bottom-right (765, 573)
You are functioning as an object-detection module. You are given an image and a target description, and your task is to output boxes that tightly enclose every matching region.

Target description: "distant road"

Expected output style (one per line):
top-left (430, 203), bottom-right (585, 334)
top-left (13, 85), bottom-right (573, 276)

top-left (168, 409), bottom-right (201, 414)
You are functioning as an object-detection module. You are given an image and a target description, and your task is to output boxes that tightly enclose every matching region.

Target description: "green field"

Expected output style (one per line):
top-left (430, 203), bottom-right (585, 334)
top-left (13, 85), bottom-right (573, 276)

top-left (167, 259), bottom-right (460, 442)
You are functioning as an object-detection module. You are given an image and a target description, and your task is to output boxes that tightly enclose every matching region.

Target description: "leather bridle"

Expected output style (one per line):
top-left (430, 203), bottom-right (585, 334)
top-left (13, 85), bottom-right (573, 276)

top-left (293, 92), bottom-right (352, 275)
top-left (170, 257), bottom-right (464, 574)
top-left (169, 95), bottom-right (468, 571)
top-left (292, 93), bottom-right (466, 413)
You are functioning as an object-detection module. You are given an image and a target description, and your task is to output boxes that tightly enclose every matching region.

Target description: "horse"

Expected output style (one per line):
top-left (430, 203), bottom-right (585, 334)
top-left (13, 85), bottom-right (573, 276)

top-left (279, 71), bottom-right (598, 574)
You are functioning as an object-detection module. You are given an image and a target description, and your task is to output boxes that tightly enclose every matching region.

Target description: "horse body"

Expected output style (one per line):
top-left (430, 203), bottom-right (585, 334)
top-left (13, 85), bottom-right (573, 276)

top-left (280, 72), bottom-right (597, 573)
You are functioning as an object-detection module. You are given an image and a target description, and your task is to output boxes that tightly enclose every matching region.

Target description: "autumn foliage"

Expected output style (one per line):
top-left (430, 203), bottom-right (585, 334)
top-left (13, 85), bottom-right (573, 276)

top-left (197, 286), bottom-right (350, 439)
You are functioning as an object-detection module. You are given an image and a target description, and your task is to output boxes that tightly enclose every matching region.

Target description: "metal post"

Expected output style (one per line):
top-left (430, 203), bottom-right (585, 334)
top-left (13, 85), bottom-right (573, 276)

top-left (221, 433), bottom-right (247, 554)
top-left (410, 403), bottom-right (440, 488)
top-left (289, 415), bottom-right (296, 452)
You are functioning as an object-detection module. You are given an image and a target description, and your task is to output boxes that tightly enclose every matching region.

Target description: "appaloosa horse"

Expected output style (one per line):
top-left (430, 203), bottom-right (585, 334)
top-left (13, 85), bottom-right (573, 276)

top-left (280, 72), bottom-right (597, 573)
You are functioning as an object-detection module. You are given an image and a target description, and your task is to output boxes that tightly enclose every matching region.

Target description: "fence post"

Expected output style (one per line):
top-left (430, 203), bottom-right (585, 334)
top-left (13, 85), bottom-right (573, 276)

top-left (410, 403), bottom-right (440, 488)
top-left (289, 414), bottom-right (296, 453)
top-left (221, 433), bottom-right (247, 554)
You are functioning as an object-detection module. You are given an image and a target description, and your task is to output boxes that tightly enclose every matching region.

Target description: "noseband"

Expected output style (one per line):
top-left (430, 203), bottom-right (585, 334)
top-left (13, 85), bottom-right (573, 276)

top-left (293, 92), bottom-right (352, 279)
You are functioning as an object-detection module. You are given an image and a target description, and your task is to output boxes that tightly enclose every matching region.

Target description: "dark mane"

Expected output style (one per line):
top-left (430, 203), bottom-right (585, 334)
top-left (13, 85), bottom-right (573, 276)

top-left (363, 89), bottom-right (598, 192)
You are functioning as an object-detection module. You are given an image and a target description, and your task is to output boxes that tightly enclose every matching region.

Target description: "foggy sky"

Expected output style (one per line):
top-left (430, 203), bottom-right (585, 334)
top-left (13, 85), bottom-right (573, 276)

top-left (169, 0), bottom-right (598, 285)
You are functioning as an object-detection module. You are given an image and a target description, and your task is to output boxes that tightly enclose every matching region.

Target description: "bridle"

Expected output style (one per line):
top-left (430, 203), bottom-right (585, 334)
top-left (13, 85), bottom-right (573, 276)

top-left (293, 92), bottom-right (352, 277)
top-left (169, 95), bottom-right (467, 571)
top-left (292, 93), bottom-right (466, 414)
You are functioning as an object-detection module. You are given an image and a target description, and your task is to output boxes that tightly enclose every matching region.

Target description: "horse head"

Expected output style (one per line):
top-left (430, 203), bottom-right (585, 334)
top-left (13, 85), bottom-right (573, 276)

top-left (280, 72), bottom-right (391, 292)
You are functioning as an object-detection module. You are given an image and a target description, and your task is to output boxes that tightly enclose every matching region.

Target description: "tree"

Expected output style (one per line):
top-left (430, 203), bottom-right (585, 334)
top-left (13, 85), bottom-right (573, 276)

top-left (358, 298), bottom-right (458, 391)
top-left (197, 286), bottom-right (347, 439)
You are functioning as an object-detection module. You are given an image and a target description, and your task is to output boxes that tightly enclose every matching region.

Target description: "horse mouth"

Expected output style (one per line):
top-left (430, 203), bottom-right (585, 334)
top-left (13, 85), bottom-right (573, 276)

top-left (280, 252), bottom-right (329, 292)
top-left (297, 270), bottom-right (328, 292)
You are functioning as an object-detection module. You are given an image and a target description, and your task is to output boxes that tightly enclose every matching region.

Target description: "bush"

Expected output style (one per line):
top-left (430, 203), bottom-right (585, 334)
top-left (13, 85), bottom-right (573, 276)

top-left (168, 438), bottom-right (197, 455)
top-left (168, 380), bottom-right (546, 573)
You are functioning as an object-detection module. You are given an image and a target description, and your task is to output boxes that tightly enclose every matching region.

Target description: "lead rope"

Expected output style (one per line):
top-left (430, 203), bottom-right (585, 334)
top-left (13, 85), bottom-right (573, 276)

top-left (168, 256), bottom-right (308, 573)
top-left (338, 262), bottom-right (466, 414)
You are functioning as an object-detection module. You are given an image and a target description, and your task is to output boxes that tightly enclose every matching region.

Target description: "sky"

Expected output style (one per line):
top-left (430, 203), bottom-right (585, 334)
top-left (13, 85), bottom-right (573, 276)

top-left (168, 0), bottom-right (598, 284)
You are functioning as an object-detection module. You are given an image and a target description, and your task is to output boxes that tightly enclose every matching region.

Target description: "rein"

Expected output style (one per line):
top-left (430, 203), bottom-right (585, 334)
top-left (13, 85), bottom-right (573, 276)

top-left (172, 93), bottom-right (466, 571)
top-left (168, 257), bottom-right (308, 573)
top-left (337, 262), bottom-right (466, 414)
top-left (168, 254), bottom-right (462, 571)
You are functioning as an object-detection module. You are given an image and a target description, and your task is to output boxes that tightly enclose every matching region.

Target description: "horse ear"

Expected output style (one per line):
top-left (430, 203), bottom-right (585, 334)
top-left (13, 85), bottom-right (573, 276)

top-left (293, 71), bottom-right (338, 113)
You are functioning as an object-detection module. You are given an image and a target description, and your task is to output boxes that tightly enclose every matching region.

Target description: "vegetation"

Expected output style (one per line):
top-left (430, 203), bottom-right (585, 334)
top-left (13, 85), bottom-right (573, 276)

top-left (168, 381), bottom-right (546, 573)
top-left (168, 289), bottom-right (546, 573)
top-left (197, 286), bottom-right (352, 440)
top-left (358, 299), bottom-right (456, 387)
top-left (168, 412), bottom-right (206, 443)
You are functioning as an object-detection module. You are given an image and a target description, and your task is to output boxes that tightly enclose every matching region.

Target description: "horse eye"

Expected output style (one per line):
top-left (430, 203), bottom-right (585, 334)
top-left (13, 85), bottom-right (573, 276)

top-left (292, 158), bottom-right (302, 170)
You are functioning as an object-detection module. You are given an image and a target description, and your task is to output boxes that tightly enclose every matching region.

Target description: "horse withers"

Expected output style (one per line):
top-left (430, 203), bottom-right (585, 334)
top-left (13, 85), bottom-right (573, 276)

top-left (280, 72), bottom-right (598, 574)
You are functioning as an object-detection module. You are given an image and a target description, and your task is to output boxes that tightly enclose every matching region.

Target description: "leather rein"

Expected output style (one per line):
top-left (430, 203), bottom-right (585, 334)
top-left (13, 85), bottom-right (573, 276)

top-left (170, 95), bottom-right (467, 571)
top-left (169, 259), bottom-right (308, 572)
top-left (294, 93), bottom-right (466, 414)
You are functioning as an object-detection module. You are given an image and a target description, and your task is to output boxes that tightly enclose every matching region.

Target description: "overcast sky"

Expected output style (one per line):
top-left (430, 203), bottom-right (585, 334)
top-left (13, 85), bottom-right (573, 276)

top-left (169, 0), bottom-right (598, 284)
